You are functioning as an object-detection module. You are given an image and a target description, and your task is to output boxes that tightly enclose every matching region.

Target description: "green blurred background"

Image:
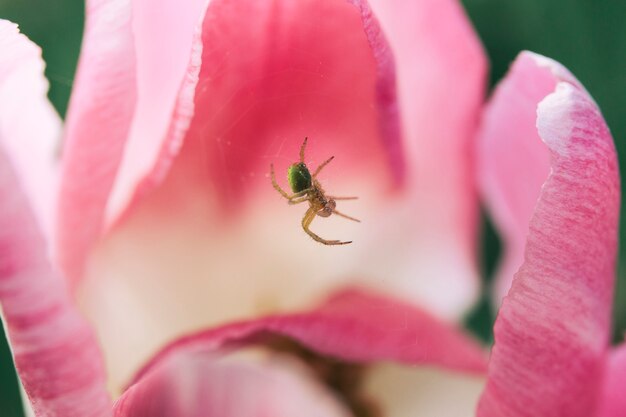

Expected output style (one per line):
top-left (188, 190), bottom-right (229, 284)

top-left (0, 0), bottom-right (624, 415)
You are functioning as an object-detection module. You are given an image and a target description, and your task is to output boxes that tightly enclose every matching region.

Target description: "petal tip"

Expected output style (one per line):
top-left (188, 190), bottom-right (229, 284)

top-left (519, 50), bottom-right (580, 87)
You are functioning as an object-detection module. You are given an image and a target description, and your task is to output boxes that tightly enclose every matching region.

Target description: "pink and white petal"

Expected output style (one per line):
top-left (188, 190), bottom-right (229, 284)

top-left (0, 21), bottom-right (61, 240)
top-left (114, 0), bottom-right (404, 213)
top-left (111, 0), bottom-right (485, 317)
top-left (58, 0), bottom-right (210, 288)
top-left (124, 0), bottom-right (487, 317)
top-left (114, 352), bottom-right (351, 417)
top-left (78, 0), bottom-right (395, 390)
top-left (0, 144), bottom-right (111, 415)
top-left (363, 0), bottom-right (487, 313)
top-left (104, 0), bottom-right (207, 225)
top-left (477, 56), bottom-right (619, 417)
top-left (598, 342), bottom-right (626, 417)
top-left (57, 0), bottom-right (137, 288)
top-left (130, 289), bottom-right (486, 390)
top-left (478, 51), bottom-right (585, 303)
top-left (119, 289), bottom-right (485, 416)
top-left (80, 0), bottom-right (486, 389)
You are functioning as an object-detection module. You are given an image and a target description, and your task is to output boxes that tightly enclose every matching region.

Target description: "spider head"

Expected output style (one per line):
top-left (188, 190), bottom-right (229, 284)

top-left (287, 162), bottom-right (312, 193)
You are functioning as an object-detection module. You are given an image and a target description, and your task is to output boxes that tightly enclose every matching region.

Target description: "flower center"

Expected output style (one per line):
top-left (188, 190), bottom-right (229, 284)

top-left (262, 335), bottom-right (383, 417)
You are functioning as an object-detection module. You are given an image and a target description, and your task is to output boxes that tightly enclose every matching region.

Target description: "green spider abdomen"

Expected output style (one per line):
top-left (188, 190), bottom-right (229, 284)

top-left (288, 162), bottom-right (312, 193)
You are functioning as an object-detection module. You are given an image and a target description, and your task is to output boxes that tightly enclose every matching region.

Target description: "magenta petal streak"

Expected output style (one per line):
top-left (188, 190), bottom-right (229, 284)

top-left (477, 53), bottom-right (620, 417)
top-left (0, 143), bottom-right (111, 417)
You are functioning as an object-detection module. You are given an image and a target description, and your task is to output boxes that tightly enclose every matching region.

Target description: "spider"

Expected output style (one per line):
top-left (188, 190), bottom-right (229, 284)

top-left (270, 137), bottom-right (360, 245)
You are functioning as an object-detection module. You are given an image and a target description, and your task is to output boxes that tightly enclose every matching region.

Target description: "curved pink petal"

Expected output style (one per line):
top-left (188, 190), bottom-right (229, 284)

top-left (113, 0), bottom-right (486, 311)
top-left (0, 21), bottom-right (61, 240)
top-left (131, 289), bottom-right (486, 386)
top-left (121, 0), bottom-right (488, 232)
top-left (118, 289), bottom-right (486, 416)
top-left (57, 0), bottom-right (137, 288)
top-left (114, 353), bottom-right (350, 417)
top-left (477, 54), bottom-right (620, 417)
top-left (0, 147), bottom-right (110, 413)
top-left (116, 0), bottom-right (485, 315)
top-left (364, 0), bottom-right (487, 307)
top-left (58, 0), bottom-right (207, 288)
top-left (478, 52), bottom-right (583, 303)
top-left (598, 342), bottom-right (626, 417)
top-left (78, 0), bottom-right (487, 386)
top-left (114, 0), bottom-right (404, 216)
top-left (104, 0), bottom-right (206, 224)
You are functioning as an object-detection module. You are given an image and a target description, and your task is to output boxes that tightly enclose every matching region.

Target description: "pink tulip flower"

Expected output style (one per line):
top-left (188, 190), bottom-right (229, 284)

top-left (0, 0), bottom-right (624, 416)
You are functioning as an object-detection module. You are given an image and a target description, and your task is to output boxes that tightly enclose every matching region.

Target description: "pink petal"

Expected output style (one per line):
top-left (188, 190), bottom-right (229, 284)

top-left (116, 289), bottom-right (486, 416)
top-left (598, 342), bottom-right (626, 417)
top-left (364, 0), bottom-right (487, 307)
top-left (114, 352), bottom-right (351, 417)
top-left (478, 52), bottom-right (583, 303)
top-left (131, 289), bottom-right (486, 386)
top-left (123, 0), bottom-right (486, 314)
top-left (114, 0), bottom-right (405, 217)
top-left (78, 0), bottom-right (488, 386)
top-left (0, 147), bottom-right (110, 413)
top-left (105, 0), bottom-right (207, 225)
top-left (477, 53), bottom-right (620, 417)
top-left (58, 0), bottom-right (206, 288)
top-left (57, 0), bottom-right (137, 288)
top-left (121, 0), bottom-right (486, 303)
top-left (0, 21), bottom-right (61, 240)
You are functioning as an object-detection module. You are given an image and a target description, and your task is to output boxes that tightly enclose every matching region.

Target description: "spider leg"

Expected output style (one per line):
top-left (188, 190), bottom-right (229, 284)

top-left (327, 195), bottom-right (358, 200)
top-left (302, 207), bottom-right (352, 245)
top-left (299, 137), bottom-right (308, 163)
top-left (270, 164), bottom-right (310, 200)
top-left (332, 209), bottom-right (361, 223)
top-left (312, 156), bottom-right (335, 177)
top-left (270, 164), bottom-right (291, 199)
top-left (288, 195), bottom-right (310, 205)
top-left (287, 191), bottom-right (310, 201)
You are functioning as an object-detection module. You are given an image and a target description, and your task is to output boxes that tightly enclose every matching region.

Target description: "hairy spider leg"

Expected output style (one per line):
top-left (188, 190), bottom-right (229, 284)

top-left (288, 195), bottom-right (310, 205)
top-left (302, 206), bottom-right (352, 245)
top-left (313, 156), bottom-right (335, 177)
top-left (331, 209), bottom-right (360, 223)
top-left (328, 196), bottom-right (358, 200)
top-left (298, 137), bottom-right (335, 179)
top-left (270, 164), bottom-right (310, 200)
top-left (299, 137), bottom-right (308, 163)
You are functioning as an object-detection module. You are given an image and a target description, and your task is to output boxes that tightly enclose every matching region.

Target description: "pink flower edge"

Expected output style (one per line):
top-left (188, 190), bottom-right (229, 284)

top-left (0, 20), bottom-right (61, 240)
top-left (477, 52), bottom-right (620, 417)
top-left (55, 0), bottom-right (210, 288)
top-left (130, 288), bottom-right (487, 388)
top-left (0, 140), bottom-right (110, 416)
top-left (114, 353), bottom-right (352, 417)
top-left (56, 0), bottom-right (137, 289)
